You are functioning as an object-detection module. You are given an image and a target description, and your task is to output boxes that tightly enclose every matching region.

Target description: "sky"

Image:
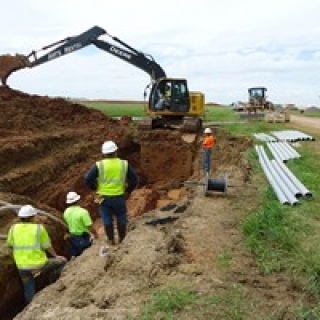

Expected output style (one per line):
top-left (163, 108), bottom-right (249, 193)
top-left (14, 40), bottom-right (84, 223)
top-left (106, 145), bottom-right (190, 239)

top-left (1, 0), bottom-right (320, 107)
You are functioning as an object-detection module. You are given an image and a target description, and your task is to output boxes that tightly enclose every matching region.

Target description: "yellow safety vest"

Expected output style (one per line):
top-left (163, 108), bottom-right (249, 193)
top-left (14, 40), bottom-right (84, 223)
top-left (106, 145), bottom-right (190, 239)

top-left (7, 223), bottom-right (50, 270)
top-left (96, 158), bottom-right (128, 196)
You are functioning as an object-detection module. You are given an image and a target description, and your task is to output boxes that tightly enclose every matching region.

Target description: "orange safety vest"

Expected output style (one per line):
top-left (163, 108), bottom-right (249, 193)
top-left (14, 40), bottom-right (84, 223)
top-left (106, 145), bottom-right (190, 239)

top-left (203, 135), bottom-right (215, 149)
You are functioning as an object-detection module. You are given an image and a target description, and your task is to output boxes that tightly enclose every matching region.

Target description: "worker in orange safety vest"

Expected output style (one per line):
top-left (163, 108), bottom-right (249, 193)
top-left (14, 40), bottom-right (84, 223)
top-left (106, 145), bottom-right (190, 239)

top-left (202, 127), bottom-right (215, 173)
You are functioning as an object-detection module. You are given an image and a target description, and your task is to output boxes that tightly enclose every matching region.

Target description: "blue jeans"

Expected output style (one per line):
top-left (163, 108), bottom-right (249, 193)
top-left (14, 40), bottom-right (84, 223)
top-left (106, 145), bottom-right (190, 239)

top-left (203, 149), bottom-right (212, 173)
top-left (18, 258), bottom-right (65, 303)
top-left (99, 195), bottom-right (128, 226)
top-left (69, 233), bottom-right (93, 257)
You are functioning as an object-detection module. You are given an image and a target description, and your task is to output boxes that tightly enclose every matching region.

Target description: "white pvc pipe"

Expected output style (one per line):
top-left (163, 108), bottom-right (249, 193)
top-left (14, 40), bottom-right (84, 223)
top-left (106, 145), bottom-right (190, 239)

top-left (275, 160), bottom-right (313, 199)
top-left (0, 201), bottom-right (67, 228)
top-left (255, 146), bottom-right (289, 205)
top-left (270, 160), bottom-right (302, 199)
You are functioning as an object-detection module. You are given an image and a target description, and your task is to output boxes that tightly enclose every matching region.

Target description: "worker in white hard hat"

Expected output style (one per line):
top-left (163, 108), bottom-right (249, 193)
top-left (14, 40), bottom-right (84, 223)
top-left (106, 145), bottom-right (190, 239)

top-left (84, 140), bottom-right (138, 246)
top-left (63, 191), bottom-right (99, 258)
top-left (6, 205), bottom-right (67, 304)
top-left (202, 127), bottom-right (216, 173)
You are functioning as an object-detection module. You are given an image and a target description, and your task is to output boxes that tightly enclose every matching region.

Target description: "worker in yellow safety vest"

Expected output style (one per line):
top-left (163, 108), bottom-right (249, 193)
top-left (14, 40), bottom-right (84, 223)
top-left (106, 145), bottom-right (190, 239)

top-left (6, 205), bottom-right (67, 304)
top-left (63, 191), bottom-right (98, 257)
top-left (85, 140), bottom-right (138, 247)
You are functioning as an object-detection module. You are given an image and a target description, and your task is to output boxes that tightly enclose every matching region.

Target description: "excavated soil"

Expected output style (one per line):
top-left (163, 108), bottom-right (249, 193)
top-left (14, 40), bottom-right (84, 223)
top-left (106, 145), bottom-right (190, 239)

top-left (0, 86), bottom-right (318, 319)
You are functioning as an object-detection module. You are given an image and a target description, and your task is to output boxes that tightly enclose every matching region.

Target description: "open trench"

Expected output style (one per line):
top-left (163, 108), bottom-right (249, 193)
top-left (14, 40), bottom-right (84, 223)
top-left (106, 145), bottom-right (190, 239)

top-left (0, 86), bottom-right (254, 319)
top-left (0, 85), bottom-right (206, 318)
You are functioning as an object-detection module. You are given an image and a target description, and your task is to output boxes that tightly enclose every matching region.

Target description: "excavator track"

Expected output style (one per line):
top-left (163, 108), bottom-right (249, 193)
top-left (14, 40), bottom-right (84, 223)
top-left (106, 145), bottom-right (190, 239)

top-left (137, 118), bottom-right (153, 130)
top-left (181, 117), bottom-right (202, 133)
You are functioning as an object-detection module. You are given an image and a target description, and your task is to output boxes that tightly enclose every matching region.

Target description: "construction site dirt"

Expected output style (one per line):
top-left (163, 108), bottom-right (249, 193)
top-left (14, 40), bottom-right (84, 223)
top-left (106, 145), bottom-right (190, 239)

top-left (0, 85), bottom-right (319, 319)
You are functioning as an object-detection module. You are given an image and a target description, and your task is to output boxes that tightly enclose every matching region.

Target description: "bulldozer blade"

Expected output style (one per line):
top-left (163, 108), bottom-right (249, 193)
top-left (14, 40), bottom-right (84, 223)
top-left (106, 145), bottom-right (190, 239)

top-left (0, 54), bottom-right (29, 86)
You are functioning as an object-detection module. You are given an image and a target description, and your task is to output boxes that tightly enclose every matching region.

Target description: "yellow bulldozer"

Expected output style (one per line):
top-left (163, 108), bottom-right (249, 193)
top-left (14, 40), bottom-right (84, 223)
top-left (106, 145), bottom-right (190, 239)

top-left (245, 87), bottom-right (274, 113)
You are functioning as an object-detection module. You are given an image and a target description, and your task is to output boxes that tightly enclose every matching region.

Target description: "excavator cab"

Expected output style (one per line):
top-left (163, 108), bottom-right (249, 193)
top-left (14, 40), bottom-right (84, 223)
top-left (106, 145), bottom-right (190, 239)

top-left (149, 78), bottom-right (190, 113)
top-left (140, 78), bottom-right (203, 131)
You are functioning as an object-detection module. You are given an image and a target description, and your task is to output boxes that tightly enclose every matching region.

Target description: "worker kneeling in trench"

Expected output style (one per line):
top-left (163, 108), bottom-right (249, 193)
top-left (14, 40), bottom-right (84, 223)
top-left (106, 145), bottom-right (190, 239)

top-left (6, 205), bottom-right (67, 304)
top-left (63, 191), bottom-right (99, 258)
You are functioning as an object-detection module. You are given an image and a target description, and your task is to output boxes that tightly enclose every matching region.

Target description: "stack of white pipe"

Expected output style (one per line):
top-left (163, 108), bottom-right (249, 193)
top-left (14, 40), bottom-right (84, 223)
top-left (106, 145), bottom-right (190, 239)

top-left (254, 133), bottom-right (277, 142)
top-left (271, 130), bottom-right (315, 142)
top-left (266, 141), bottom-right (301, 163)
top-left (255, 145), bottom-right (312, 205)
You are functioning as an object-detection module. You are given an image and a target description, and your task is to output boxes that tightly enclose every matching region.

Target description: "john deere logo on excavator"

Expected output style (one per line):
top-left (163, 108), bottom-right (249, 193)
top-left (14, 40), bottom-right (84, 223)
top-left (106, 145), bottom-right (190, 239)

top-left (110, 46), bottom-right (132, 60)
top-left (48, 43), bottom-right (83, 61)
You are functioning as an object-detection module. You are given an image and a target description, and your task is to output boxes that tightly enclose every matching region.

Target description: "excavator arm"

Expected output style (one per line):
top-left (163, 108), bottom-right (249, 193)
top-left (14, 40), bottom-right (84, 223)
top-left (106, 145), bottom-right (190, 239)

top-left (0, 25), bottom-right (166, 86)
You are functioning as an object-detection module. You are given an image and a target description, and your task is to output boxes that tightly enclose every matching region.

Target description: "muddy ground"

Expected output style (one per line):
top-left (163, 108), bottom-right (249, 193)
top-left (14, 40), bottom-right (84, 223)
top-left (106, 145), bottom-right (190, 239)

top-left (0, 86), bottom-right (319, 319)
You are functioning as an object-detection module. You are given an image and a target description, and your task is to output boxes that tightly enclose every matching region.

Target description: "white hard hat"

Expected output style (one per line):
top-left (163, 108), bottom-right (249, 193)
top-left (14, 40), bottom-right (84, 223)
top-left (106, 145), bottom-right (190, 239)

top-left (102, 141), bottom-right (118, 154)
top-left (66, 191), bottom-right (81, 204)
top-left (204, 128), bottom-right (212, 134)
top-left (18, 205), bottom-right (37, 218)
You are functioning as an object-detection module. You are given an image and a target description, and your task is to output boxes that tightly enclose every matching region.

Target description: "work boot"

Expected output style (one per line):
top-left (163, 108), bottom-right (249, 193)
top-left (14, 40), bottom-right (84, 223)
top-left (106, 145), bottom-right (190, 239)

top-left (104, 225), bottom-right (115, 245)
top-left (117, 222), bottom-right (127, 243)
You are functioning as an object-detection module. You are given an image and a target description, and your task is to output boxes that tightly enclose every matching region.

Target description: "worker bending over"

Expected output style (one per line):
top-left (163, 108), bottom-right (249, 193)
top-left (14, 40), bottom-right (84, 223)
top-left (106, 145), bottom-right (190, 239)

top-left (63, 191), bottom-right (98, 258)
top-left (6, 205), bottom-right (67, 304)
top-left (85, 140), bottom-right (138, 245)
top-left (202, 127), bottom-right (216, 173)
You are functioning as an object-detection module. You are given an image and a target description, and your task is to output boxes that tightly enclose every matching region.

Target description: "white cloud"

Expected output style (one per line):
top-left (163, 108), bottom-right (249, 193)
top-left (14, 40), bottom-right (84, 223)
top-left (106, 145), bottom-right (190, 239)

top-left (1, 0), bottom-right (320, 106)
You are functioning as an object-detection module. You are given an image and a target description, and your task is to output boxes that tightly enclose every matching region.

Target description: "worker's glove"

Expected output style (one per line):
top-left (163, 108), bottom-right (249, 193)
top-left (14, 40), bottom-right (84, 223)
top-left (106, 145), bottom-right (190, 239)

top-left (63, 233), bottom-right (70, 240)
top-left (94, 195), bottom-right (104, 204)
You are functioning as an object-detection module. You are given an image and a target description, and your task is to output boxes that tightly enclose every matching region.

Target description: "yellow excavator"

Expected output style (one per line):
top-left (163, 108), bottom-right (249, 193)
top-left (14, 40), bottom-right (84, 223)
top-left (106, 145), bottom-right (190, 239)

top-left (0, 26), bottom-right (204, 132)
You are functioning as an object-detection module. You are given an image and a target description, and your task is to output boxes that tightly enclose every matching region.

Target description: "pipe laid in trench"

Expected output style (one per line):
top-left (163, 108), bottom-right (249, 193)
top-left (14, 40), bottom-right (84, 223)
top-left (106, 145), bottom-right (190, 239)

top-left (0, 201), bottom-right (67, 240)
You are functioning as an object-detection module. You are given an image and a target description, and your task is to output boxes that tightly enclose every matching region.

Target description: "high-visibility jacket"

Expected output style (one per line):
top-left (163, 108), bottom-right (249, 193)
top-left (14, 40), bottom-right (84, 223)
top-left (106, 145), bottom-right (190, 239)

top-left (203, 135), bottom-right (215, 149)
top-left (63, 205), bottom-right (92, 235)
top-left (96, 158), bottom-right (128, 196)
top-left (6, 223), bottom-right (51, 270)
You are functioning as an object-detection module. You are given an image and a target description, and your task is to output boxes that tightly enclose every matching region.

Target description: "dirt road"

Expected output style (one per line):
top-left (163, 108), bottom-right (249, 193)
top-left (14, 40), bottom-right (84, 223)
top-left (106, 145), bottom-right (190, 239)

top-left (289, 114), bottom-right (320, 134)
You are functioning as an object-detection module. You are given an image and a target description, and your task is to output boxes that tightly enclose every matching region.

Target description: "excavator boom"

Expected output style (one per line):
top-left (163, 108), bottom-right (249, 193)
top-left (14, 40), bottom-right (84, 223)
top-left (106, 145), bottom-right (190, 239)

top-left (0, 26), bottom-right (165, 86)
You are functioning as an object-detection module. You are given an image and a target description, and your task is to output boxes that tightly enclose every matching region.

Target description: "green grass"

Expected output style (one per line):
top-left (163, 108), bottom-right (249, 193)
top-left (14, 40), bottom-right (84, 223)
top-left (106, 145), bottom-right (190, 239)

top-left (242, 132), bottom-right (320, 298)
top-left (139, 284), bottom-right (260, 320)
top-left (78, 101), bottom-right (146, 117)
top-left (78, 100), bottom-right (238, 121)
top-left (204, 105), bottom-right (239, 122)
top-left (141, 286), bottom-right (197, 320)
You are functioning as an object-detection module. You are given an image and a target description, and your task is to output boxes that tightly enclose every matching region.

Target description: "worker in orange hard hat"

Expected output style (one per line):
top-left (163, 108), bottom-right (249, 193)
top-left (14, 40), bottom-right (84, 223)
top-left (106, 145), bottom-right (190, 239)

top-left (202, 127), bottom-right (216, 173)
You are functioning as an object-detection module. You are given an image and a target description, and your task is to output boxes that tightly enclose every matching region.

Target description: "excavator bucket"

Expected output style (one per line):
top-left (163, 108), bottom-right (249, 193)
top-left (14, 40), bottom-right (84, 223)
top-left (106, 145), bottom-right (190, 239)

top-left (0, 54), bottom-right (29, 86)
